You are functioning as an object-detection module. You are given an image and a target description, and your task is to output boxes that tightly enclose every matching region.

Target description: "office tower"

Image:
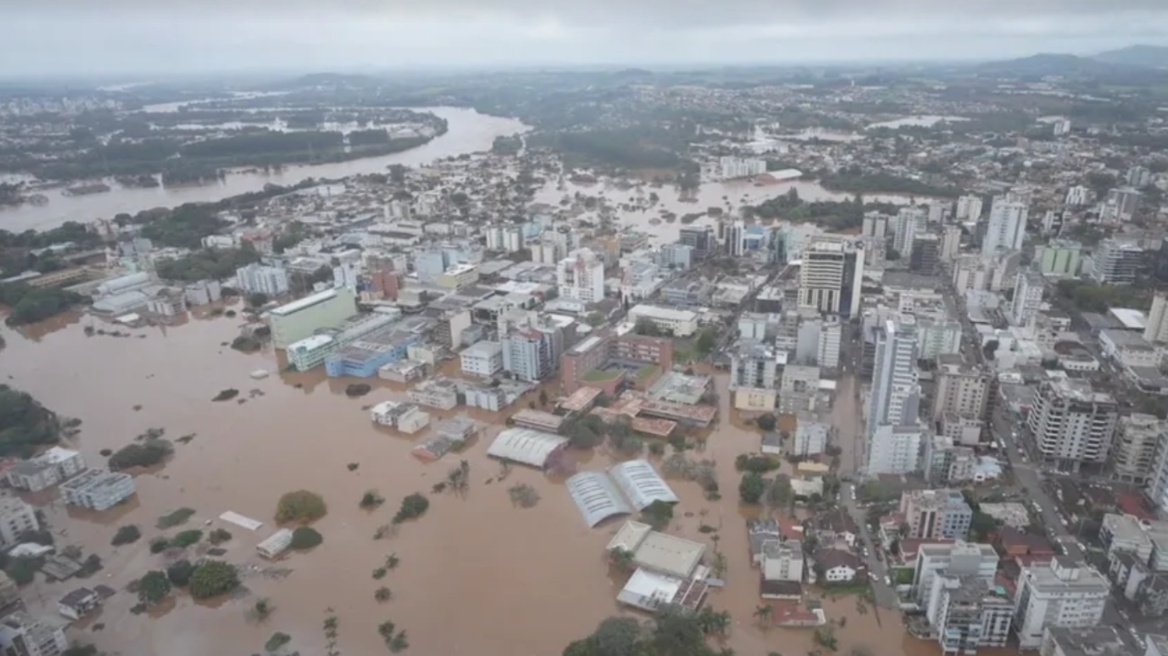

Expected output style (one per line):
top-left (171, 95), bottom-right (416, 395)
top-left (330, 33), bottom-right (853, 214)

top-left (862, 212), bottom-right (889, 239)
top-left (1010, 270), bottom-right (1045, 327)
top-left (893, 206), bottom-right (926, 255)
top-left (1013, 558), bottom-right (1109, 649)
top-left (1089, 238), bottom-right (1143, 285)
top-left (1146, 293), bottom-right (1168, 344)
top-left (1111, 413), bottom-right (1163, 484)
top-left (955, 195), bottom-right (983, 222)
top-left (730, 340), bottom-right (779, 390)
top-left (556, 248), bottom-right (605, 303)
top-left (899, 489), bottom-right (973, 540)
top-left (1127, 166), bottom-right (1153, 189)
top-left (1027, 377), bottom-right (1119, 472)
top-left (725, 220), bottom-right (747, 256)
top-left (235, 263), bottom-right (290, 296)
top-left (679, 226), bottom-right (714, 259)
top-left (1102, 187), bottom-right (1141, 223)
top-left (798, 238), bottom-right (864, 317)
top-left (981, 196), bottom-right (1028, 257)
top-left (818, 315), bottom-right (842, 369)
top-left (910, 234), bottom-right (941, 274)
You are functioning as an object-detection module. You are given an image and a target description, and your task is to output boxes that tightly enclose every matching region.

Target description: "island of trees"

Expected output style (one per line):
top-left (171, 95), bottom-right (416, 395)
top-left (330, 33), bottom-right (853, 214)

top-left (0, 385), bottom-right (63, 458)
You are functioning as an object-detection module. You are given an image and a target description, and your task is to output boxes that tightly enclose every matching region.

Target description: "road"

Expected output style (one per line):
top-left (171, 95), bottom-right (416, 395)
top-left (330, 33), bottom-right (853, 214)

top-left (840, 481), bottom-right (900, 610)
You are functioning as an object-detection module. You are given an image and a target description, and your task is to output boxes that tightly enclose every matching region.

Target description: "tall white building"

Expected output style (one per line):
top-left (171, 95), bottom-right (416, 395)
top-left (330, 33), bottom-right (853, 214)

top-left (893, 206), bottom-right (926, 255)
top-left (1065, 186), bottom-right (1092, 207)
top-left (862, 212), bottom-right (889, 239)
top-left (798, 238), bottom-right (864, 317)
top-left (1027, 377), bottom-right (1119, 472)
top-left (981, 197), bottom-right (1028, 258)
top-left (1012, 558), bottom-right (1109, 649)
top-left (235, 263), bottom-right (290, 296)
top-left (1148, 432), bottom-right (1168, 510)
top-left (955, 195), bottom-right (983, 222)
top-left (913, 541), bottom-right (999, 617)
top-left (1089, 238), bottom-right (1143, 285)
top-left (818, 315), bottom-right (842, 369)
top-left (866, 315), bottom-right (924, 474)
top-left (1112, 413), bottom-right (1163, 484)
top-left (1011, 270), bottom-right (1045, 328)
top-left (932, 358), bottom-right (988, 423)
top-left (718, 156), bottom-right (767, 180)
top-left (940, 225), bottom-right (962, 262)
top-left (0, 497), bottom-right (38, 549)
top-left (556, 248), bottom-right (605, 303)
top-left (1145, 293), bottom-right (1168, 344)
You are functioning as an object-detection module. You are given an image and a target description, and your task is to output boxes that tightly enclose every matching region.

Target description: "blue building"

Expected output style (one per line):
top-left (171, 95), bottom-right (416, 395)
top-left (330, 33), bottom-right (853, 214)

top-left (323, 317), bottom-right (432, 378)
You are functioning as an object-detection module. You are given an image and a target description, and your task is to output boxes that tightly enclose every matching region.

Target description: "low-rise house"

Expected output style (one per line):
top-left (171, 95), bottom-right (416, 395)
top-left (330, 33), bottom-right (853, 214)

top-left (412, 418), bottom-right (478, 462)
top-left (808, 507), bottom-right (858, 547)
top-left (748, 519), bottom-right (782, 567)
top-left (811, 548), bottom-right (867, 584)
top-left (761, 432), bottom-right (782, 455)
top-left (370, 400), bottom-right (431, 434)
top-left (57, 588), bottom-right (101, 620)
top-left (996, 526), bottom-right (1057, 562)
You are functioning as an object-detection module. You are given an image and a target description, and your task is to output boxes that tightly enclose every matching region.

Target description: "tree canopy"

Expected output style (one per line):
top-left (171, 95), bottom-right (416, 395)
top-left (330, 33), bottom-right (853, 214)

top-left (155, 247), bottom-right (260, 282)
top-left (0, 385), bottom-right (62, 458)
top-left (275, 490), bottom-right (327, 525)
top-left (563, 608), bottom-right (730, 656)
top-left (188, 560), bottom-right (240, 599)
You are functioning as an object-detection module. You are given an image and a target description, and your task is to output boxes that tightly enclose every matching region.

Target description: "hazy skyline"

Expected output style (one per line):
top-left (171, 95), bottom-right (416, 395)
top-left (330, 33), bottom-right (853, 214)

top-left (5, 1), bottom-right (1168, 77)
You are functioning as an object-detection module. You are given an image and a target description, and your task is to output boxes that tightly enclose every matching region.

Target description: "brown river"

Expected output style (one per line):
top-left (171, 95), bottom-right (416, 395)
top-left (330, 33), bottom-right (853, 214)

top-left (0, 306), bottom-right (989, 656)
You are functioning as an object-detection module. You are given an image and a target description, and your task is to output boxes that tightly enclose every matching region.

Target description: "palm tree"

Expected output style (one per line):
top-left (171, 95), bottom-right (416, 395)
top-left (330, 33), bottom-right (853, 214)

top-left (754, 604), bottom-right (774, 627)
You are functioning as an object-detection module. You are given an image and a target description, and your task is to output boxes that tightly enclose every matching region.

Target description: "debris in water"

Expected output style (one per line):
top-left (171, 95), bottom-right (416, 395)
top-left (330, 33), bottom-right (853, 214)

top-left (212, 388), bottom-right (240, 402)
top-left (508, 484), bottom-right (540, 509)
top-left (345, 383), bottom-right (371, 398)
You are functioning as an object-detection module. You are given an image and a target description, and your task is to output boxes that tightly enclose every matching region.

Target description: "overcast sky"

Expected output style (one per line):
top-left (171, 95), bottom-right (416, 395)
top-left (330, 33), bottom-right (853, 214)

top-left (4, 1), bottom-right (1168, 77)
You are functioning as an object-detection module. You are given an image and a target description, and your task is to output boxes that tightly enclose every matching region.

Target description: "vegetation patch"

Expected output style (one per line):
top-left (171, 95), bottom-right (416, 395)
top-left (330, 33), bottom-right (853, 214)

top-left (109, 440), bottom-right (173, 470)
top-left (290, 527), bottom-right (323, 550)
top-left (156, 507), bottom-right (197, 529)
top-left (170, 530), bottom-right (203, 548)
top-left (166, 559), bottom-right (195, 587)
top-left (360, 490), bottom-right (385, 509)
top-left (208, 528), bottom-right (232, 545)
top-left (111, 525), bottom-right (141, 546)
top-left (391, 494), bottom-right (429, 524)
top-left (211, 388), bottom-right (239, 402)
top-left (264, 631), bottom-right (291, 653)
top-left (136, 571), bottom-right (171, 607)
top-left (508, 484), bottom-right (540, 508)
top-left (275, 490), bottom-right (327, 525)
top-left (188, 560), bottom-right (240, 599)
top-left (0, 385), bottom-right (64, 458)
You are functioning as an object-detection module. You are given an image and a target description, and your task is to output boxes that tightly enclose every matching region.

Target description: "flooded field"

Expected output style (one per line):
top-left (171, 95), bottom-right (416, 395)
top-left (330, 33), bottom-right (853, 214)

top-left (1, 309), bottom-right (956, 656)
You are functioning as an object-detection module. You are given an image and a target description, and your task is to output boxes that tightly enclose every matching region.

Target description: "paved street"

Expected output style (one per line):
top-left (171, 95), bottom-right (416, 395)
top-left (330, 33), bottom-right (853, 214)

top-left (840, 481), bottom-right (900, 609)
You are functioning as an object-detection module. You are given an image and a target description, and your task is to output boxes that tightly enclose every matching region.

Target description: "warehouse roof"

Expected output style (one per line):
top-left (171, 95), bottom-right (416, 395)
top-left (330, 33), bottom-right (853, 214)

top-left (566, 471), bottom-right (632, 527)
top-left (486, 428), bottom-right (568, 468)
top-left (609, 460), bottom-right (678, 510)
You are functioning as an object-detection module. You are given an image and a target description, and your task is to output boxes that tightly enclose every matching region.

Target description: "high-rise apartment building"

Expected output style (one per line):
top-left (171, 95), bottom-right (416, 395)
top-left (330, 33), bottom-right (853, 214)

top-left (1013, 558), bottom-right (1109, 649)
top-left (981, 197), bottom-right (1028, 258)
top-left (931, 576), bottom-right (1013, 655)
top-left (1144, 293), bottom-right (1168, 344)
top-left (1035, 239), bottom-right (1082, 278)
top-left (1027, 376), bottom-right (1119, 472)
top-left (899, 489), bottom-right (973, 540)
top-left (1010, 270), bottom-right (1045, 327)
top-left (893, 206), bottom-right (926, 255)
top-left (914, 542), bottom-right (1000, 617)
top-left (0, 497), bottom-right (38, 549)
top-left (818, 315), bottom-right (842, 369)
top-left (955, 195), bottom-right (983, 222)
top-left (235, 263), bottom-right (290, 296)
top-left (931, 357), bottom-right (989, 424)
top-left (730, 340), bottom-right (779, 390)
top-left (911, 234), bottom-right (941, 274)
top-left (1112, 413), bottom-right (1164, 484)
top-left (798, 238), bottom-right (865, 317)
top-left (1147, 432), bottom-right (1168, 511)
top-left (866, 315), bottom-right (924, 474)
top-left (556, 248), bottom-right (605, 303)
top-left (940, 225), bottom-right (962, 262)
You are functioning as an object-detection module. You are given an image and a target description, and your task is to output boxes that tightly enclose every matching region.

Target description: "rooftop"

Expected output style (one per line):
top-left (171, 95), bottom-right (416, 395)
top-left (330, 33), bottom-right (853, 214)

top-left (270, 288), bottom-right (341, 316)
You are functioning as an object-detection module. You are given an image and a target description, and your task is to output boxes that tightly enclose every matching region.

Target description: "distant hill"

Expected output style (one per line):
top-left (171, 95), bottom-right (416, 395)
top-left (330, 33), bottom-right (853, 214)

top-left (1094, 45), bottom-right (1168, 68)
top-left (974, 52), bottom-right (1168, 82)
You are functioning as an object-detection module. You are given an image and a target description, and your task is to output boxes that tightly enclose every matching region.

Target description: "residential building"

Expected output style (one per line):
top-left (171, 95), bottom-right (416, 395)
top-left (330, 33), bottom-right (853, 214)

top-left (914, 542), bottom-right (1000, 617)
top-left (762, 540), bottom-right (804, 582)
top-left (235, 263), bottom-right (290, 296)
top-left (678, 226), bottom-right (715, 259)
top-left (1113, 414), bottom-right (1164, 484)
top-left (1040, 627), bottom-right (1132, 656)
top-left (730, 340), bottom-right (779, 390)
top-left (955, 195), bottom-right (983, 222)
top-left (1150, 433), bottom-right (1168, 510)
top-left (1065, 185), bottom-right (1092, 207)
top-left (900, 489), bottom-right (974, 540)
top-left (1013, 558), bottom-right (1109, 649)
top-left (556, 248), bottom-right (605, 303)
top-left (1127, 166), bottom-right (1154, 189)
top-left (818, 315), bottom-right (842, 369)
top-left (0, 497), bottom-right (38, 548)
top-left (60, 469), bottom-right (136, 511)
top-left (1145, 293), bottom-right (1168, 345)
top-left (269, 287), bottom-right (357, 349)
top-left (57, 588), bottom-right (102, 621)
top-left (798, 238), bottom-right (865, 317)
top-left (0, 613), bottom-right (68, 656)
top-left (793, 414), bottom-right (830, 456)
top-left (503, 326), bottom-right (559, 382)
top-left (1102, 187), bottom-right (1141, 223)
top-left (811, 548), bottom-right (866, 584)
top-left (183, 279), bottom-right (222, 306)
top-left (4, 447), bottom-right (87, 492)
top-left (1036, 240), bottom-right (1083, 278)
top-left (659, 243), bottom-right (694, 270)
top-left (868, 424), bottom-right (924, 475)
top-left (931, 357), bottom-right (988, 423)
top-left (893, 206), bottom-right (926, 256)
top-left (1099, 329), bottom-right (1160, 370)
top-left (460, 340), bottom-right (504, 377)
top-left (718, 156), bottom-right (766, 180)
top-left (940, 225), bottom-right (962, 262)
top-left (1011, 270), bottom-right (1045, 327)
top-left (862, 212), bottom-right (889, 239)
top-left (1027, 377), bottom-right (1119, 472)
top-left (370, 400), bottom-right (431, 434)
top-left (911, 234), bottom-right (941, 274)
top-left (1090, 239), bottom-right (1143, 285)
top-left (930, 576), bottom-right (1014, 654)
top-left (982, 197), bottom-right (1028, 257)
top-left (867, 316), bottom-right (924, 473)
top-left (627, 304), bottom-right (698, 337)
top-left (435, 263), bottom-right (479, 290)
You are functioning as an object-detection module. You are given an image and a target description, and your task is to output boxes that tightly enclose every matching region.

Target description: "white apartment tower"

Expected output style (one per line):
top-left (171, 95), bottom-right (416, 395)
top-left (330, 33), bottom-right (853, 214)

top-left (931, 358), bottom-right (988, 423)
top-left (818, 315), bottom-right (842, 369)
top-left (955, 195), bottom-right (983, 222)
top-left (1010, 270), bottom-right (1045, 328)
top-left (866, 315), bottom-right (924, 474)
top-left (556, 248), bottom-right (605, 303)
top-left (1144, 293), bottom-right (1168, 344)
top-left (893, 206), bottom-right (926, 255)
top-left (1111, 413), bottom-right (1163, 484)
top-left (1012, 558), bottom-right (1109, 649)
top-left (235, 263), bottom-right (290, 296)
top-left (981, 196), bottom-right (1028, 258)
top-left (1027, 377), bottom-right (1119, 472)
top-left (940, 225), bottom-right (962, 262)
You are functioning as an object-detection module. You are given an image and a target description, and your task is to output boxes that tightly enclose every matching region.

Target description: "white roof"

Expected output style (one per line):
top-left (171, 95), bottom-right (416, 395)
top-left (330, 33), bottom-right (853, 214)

top-left (607, 520), bottom-right (653, 553)
top-left (630, 304), bottom-right (697, 322)
top-left (566, 471), bottom-right (632, 527)
top-left (608, 460), bottom-right (678, 511)
top-left (634, 531), bottom-right (706, 578)
top-left (270, 288), bottom-right (338, 316)
top-left (289, 334), bottom-right (335, 352)
top-left (1110, 308), bottom-right (1146, 330)
top-left (462, 340), bottom-right (503, 357)
top-left (39, 447), bottom-right (80, 464)
top-left (486, 428), bottom-right (568, 468)
top-left (617, 567), bottom-right (683, 611)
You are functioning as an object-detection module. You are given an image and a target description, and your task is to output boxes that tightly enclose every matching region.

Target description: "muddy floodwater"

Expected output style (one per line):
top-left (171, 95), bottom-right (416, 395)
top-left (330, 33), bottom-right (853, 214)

top-left (1, 309), bottom-right (967, 656)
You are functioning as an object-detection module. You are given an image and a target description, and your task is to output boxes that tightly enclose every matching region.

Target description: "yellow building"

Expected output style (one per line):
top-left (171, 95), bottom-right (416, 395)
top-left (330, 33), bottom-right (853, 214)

top-left (734, 388), bottom-right (778, 411)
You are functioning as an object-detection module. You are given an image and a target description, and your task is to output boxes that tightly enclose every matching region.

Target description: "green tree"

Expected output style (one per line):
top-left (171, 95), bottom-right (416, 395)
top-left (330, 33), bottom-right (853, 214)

top-left (641, 500), bottom-right (674, 530)
top-left (166, 559), bottom-right (195, 587)
top-left (739, 472), bottom-right (766, 504)
top-left (137, 571), bottom-right (171, 606)
top-left (264, 632), bottom-right (291, 653)
top-left (754, 604), bottom-right (774, 627)
top-left (188, 561), bottom-right (239, 599)
top-left (756, 414), bottom-right (777, 432)
top-left (290, 526), bottom-right (323, 549)
top-left (766, 475), bottom-right (794, 508)
top-left (111, 525), bottom-right (141, 546)
top-left (608, 547), bottom-right (637, 573)
top-left (392, 493), bottom-right (430, 524)
top-left (247, 292), bottom-right (270, 307)
top-left (275, 490), bottom-right (327, 524)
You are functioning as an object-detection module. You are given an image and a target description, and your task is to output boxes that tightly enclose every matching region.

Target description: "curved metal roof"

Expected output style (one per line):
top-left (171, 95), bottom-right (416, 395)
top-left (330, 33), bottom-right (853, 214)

top-left (565, 471), bottom-right (632, 528)
top-left (486, 428), bottom-right (568, 468)
top-left (608, 459), bottom-right (678, 510)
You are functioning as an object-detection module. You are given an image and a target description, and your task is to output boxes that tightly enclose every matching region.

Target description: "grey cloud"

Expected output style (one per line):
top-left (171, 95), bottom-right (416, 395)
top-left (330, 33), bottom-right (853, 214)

top-left (3, 0), bottom-right (1168, 76)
